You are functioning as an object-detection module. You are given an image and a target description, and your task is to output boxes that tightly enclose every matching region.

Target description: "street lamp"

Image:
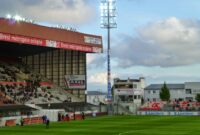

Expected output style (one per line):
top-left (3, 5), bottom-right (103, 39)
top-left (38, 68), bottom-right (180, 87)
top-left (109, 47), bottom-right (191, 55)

top-left (100, 0), bottom-right (117, 115)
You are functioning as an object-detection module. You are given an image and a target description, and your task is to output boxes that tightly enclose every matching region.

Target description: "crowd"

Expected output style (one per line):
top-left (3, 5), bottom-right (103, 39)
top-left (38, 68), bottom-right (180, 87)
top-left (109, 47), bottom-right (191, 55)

top-left (0, 60), bottom-right (71, 105)
top-left (0, 60), bottom-right (76, 104)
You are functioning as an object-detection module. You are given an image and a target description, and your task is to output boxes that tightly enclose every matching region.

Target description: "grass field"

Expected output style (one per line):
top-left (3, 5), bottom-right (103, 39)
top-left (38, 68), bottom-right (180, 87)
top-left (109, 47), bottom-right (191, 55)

top-left (1, 115), bottom-right (200, 135)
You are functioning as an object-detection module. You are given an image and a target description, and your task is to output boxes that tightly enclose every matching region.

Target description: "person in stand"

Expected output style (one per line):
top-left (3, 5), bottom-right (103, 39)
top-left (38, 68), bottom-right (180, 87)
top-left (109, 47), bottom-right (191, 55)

top-left (58, 113), bottom-right (61, 122)
top-left (81, 112), bottom-right (85, 120)
top-left (66, 113), bottom-right (69, 121)
top-left (42, 115), bottom-right (46, 123)
top-left (46, 118), bottom-right (50, 129)
top-left (73, 113), bottom-right (76, 120)
top-left (61, 114), bottom-right (64, 121)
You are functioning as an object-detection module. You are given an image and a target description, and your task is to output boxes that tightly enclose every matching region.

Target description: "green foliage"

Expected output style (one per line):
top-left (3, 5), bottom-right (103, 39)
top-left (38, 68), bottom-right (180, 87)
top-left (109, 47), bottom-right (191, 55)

top-left (195, 93), bottom-right (200, 102)
top-left (160, 82), bottom-right (170, 101)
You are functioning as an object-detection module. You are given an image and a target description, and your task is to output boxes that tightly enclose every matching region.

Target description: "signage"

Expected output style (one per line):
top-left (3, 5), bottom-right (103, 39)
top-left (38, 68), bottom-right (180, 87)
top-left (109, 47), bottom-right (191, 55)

top-left (84, 36), bottom-right (102, 45)
top-left (138, 111), bottom-right (199, 116)
top-left (65, 75), bottom-right (86, 89)
top-left (0, 32), bottom-right (102, 53)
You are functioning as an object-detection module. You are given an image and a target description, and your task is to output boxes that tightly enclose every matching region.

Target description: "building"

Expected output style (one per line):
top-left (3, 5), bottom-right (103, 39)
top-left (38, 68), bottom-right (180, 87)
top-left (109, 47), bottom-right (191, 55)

top-left (113, 77), bottom-right (145, 113)
top-left (87, 91), bottom-right (107, 105)
top-left (0, 17), bottom-right (103, 103)
top-left (144, 82), bottom-right (200, 102)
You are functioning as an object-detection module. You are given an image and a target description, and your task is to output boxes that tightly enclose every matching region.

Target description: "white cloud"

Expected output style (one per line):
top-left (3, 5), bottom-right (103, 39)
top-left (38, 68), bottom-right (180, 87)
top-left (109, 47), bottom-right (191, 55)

top-left (112, 17), bottom-right (200, 67)
top-left (88, 72), bottom-right (117, 85)
top-left (87, 54), bottom-right (96, 65)
top-left (0, 0), bottom-right (96, 24)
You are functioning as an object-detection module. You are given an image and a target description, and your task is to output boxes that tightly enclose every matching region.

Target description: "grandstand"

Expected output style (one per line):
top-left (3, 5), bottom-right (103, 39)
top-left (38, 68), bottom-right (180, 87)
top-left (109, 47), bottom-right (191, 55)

top-left (0, 17), bottom-right (102, 108)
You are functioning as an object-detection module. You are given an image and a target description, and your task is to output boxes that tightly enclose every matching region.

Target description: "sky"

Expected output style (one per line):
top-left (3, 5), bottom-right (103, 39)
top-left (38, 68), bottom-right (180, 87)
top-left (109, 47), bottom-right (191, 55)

top-left (1, 0), bottom-right (200, 91)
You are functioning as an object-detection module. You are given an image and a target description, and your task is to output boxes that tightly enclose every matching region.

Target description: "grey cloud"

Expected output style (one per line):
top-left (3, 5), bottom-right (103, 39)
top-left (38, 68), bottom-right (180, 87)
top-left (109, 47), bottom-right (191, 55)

top-left (0, 0), bottom-right (96, 24)
top-left (88, 54), bottom-right (107, 69)
top-left (112, 17), bottom-right (200, 67)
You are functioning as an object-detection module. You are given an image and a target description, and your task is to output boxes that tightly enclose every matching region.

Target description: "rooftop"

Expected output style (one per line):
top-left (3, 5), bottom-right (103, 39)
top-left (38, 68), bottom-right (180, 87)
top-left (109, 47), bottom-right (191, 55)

top-left (144, 84), bottom-right (185, 90)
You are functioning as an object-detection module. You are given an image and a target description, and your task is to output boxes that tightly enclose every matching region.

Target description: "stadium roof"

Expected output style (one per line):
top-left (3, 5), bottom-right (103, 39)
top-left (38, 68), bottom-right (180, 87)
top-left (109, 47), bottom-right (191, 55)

top-left (144, 84), bottom-right (185, 90)
top-left (0, 104), bottom-right (37, 111)
top-left (0, 18), bottom-right (102, 53)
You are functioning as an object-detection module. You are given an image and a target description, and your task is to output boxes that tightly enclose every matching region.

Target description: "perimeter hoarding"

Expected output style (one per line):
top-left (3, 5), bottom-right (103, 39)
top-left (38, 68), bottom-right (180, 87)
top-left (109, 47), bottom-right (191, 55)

top-left (65, 75), bottom-right (86, 89)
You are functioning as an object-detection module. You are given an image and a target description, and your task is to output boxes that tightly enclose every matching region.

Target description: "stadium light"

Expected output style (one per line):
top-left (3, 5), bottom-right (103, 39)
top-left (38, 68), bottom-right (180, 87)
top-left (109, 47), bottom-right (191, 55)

top-left (5, 14), bottom-right (33, 23)
top-left (6, 14), bottom-right (11, 19)
top-left (4, 14), bottom-right (76, 32)
top-left (100, 0), bottom-right (117, 115)
top-left (14, 15), bottom-right (23, 21)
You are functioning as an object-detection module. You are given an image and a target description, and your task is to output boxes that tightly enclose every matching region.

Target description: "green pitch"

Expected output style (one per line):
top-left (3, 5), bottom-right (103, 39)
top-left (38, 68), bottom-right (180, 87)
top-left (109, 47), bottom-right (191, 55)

top-left (1, 115), bottom-right (200, 135)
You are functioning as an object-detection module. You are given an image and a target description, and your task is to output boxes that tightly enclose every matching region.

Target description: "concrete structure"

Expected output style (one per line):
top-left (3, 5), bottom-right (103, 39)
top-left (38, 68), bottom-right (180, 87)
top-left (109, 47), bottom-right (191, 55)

top-left (113, 77), bottom-right (145, 114)
top-left (144, 82), bottom-right (200, 102)
top-left (87, 91), bottom-right (107, 105)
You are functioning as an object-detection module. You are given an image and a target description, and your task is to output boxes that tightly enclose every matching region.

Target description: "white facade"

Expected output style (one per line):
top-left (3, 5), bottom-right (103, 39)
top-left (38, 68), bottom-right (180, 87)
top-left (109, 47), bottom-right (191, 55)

top-left (144, 82), bottom-right (200, 102)
top-left (113, 77), bottom-right (145, 113)
top-left (87, 91), bottom-right (107, 105)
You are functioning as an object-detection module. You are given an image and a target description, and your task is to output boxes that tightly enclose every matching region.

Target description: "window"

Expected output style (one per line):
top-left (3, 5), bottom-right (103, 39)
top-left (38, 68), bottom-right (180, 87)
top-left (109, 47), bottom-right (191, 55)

top-left (186, 89), bottom-right (192, 94)
top-left (133, 84), bottom-right (137, 89)
top-left (118, 95), bottom-right (133, 102)
top-left (153, 90), bottom-right (156, 94)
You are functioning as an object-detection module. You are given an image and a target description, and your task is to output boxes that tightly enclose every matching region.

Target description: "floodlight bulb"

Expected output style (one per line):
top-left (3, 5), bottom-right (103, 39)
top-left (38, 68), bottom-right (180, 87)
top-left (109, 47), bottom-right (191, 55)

top-left (6, 14), bottom-right (11, 19)
top-left (14, 15), bottom-right (22, 21)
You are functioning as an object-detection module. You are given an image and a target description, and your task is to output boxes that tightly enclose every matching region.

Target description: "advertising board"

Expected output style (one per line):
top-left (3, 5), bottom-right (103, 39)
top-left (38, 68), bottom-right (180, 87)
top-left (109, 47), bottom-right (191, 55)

top-left (65, 75), bottom-right (86, 89)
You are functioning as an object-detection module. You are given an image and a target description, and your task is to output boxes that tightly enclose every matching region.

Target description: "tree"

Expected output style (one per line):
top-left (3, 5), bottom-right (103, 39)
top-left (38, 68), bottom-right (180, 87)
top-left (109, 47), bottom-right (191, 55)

top-left (195, 94), bottom-right (200, 102)
top-left (160, 82), bottom-right (170, 101)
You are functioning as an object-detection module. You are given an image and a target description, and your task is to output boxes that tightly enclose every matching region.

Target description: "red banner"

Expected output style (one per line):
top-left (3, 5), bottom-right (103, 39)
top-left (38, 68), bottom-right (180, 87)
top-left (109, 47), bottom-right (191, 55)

top-left (5, 119), bottom-right (16, 126)
top-left (23, 117), bottom-right (43, 125)
top-left (0, 32), bottom-right (101, 53)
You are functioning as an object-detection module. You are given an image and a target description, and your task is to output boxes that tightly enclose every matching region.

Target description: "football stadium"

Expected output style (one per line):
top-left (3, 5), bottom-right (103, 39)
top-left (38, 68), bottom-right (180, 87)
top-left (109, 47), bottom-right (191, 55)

top-left (1, 17), bottom-right (200, 135)
top-left (1, 2), bottom-right (200, 135)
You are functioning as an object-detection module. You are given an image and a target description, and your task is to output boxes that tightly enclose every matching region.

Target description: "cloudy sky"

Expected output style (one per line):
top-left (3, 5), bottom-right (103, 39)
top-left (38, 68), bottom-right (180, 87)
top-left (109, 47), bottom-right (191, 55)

top-left (1, 0), bottom-right (200, 91)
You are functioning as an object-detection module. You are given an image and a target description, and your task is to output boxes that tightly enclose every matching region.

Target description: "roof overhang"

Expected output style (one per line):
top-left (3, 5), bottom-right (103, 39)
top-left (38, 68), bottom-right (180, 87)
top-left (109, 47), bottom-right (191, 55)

top-left (0, 18), bottom-right (103, 53)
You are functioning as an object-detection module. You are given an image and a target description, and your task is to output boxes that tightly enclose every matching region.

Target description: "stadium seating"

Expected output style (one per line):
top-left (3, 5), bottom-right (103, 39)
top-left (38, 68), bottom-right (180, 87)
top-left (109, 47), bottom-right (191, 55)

top-left (0, 60), bottom-right (81, 105)
top-left (140, 100), bottom-right (200, 111)
top-left (139, 101), bottom-right (165, 111)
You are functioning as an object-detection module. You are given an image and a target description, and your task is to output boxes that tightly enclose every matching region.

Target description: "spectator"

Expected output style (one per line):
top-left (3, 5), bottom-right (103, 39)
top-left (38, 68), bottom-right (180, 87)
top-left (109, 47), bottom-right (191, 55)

top-left (46, 118), bottom-right (50, 129)
top-left (82, 112), bottom-right (85, 120)
top-left (20, 117), bottom-right (24, 126)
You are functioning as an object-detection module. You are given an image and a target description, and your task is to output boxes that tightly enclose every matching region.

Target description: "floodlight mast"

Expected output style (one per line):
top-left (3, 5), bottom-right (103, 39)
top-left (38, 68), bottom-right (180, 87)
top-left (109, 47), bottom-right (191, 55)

top-left (100, 0), bottom-right (117, 115)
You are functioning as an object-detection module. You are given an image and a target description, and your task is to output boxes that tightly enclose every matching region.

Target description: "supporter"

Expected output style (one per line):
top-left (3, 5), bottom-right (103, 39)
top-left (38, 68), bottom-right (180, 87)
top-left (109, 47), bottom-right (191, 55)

top-left (82, 112), bottom-right (85, 120)
top-left (73, 113), bottom-right (76, 120)
top-left (58, 113), bottom-right (61, 121)
top-left (46, 118), bottom-right (50, 129)
top-left (20, 117), bottom-right (24, 126)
